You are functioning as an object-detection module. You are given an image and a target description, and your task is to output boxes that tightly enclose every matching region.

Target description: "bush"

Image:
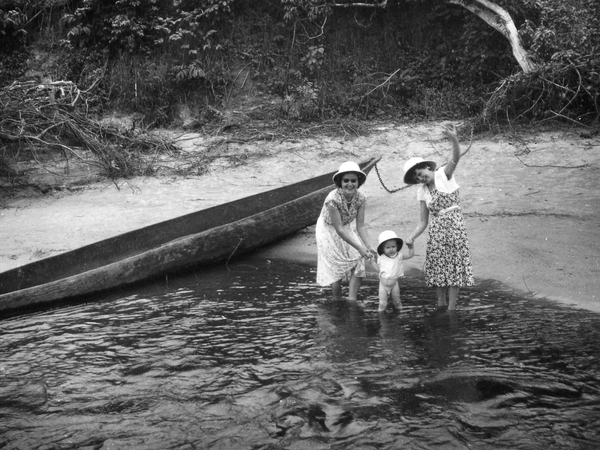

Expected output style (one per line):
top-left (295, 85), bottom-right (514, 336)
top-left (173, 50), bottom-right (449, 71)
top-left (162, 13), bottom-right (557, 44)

top-left (483, 51), bottom-right (600, 127)
top-left (107, 54), bottom-right (176, 126)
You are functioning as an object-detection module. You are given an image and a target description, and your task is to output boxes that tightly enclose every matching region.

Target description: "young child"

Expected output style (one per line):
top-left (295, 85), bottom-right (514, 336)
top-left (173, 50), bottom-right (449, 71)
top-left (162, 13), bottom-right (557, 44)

top-left (372, 230), bottom-right (414, 313)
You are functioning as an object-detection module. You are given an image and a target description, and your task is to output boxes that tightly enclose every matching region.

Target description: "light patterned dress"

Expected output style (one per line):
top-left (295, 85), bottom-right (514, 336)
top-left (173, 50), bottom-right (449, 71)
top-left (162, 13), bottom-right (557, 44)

top-left (417, 167), bottom-right (474, 287)
top-left (316, 189), bottom-right (366, 286)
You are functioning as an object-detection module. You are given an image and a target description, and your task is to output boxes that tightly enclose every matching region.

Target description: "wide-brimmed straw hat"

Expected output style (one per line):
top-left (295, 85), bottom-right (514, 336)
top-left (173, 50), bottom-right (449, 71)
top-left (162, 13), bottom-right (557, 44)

top-left (403, 157), bottom-right (436, 185)
top-left (332, 161), bottom-right (367, 187)
top-left (377, 230), bottom-right (404, 255)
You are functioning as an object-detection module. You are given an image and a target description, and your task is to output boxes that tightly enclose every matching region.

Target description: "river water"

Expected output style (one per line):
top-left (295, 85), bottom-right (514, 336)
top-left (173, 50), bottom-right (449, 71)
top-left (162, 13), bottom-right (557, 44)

top-left (1, 257), bottom-right (599, 450)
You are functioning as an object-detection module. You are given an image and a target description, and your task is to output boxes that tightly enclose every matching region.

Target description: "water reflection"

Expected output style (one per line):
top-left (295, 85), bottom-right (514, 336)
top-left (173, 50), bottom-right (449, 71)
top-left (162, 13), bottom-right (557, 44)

top-left (1, 258), bottom-right (599, 449)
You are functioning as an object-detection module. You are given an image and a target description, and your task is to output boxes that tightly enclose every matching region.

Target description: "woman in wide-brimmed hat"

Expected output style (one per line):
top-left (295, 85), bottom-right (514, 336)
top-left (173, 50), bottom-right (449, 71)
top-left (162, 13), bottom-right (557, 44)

top-left (404, 123), bottom-right (474, 312)
top-left (316, 161), bottom-right (377, 301)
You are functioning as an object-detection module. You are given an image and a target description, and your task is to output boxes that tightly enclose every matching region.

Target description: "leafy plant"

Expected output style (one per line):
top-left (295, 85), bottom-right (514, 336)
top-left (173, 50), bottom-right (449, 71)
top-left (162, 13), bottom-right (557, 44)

top-left (2, 0), bottom-right (599, 127)
top-left (301, 45), bottom-right (324, 74)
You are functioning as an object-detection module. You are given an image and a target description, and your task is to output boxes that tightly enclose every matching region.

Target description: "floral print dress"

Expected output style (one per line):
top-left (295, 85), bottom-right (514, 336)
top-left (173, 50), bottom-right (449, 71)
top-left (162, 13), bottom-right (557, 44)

top-left (316, 189), bottom-right (366, 286)
top-left (418, 168), bottom-right (474, 288)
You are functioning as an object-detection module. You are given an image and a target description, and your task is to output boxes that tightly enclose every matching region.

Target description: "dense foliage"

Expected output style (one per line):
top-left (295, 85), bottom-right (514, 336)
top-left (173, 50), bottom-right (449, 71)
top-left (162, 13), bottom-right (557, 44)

top-left (0, 0), bottom-right (598, 127)
top-left (489, 0), bottom-right (600, 127)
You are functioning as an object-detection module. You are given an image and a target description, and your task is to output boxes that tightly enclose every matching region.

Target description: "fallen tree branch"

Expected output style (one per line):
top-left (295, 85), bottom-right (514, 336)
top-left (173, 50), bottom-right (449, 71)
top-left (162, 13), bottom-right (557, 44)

top-left (1, 80), bottom-right (179, 180)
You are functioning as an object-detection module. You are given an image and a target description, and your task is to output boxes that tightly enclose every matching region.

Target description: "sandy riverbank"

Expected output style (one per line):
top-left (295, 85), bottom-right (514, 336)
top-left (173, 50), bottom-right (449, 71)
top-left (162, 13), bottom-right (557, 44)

top-left (1, 122), bottom-right (599, 311)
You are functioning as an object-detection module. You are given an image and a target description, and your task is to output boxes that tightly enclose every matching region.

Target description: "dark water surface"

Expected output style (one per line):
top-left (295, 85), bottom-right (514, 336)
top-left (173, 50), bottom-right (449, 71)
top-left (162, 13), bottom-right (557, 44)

top-left (1, 257), bottom-right (600, 450)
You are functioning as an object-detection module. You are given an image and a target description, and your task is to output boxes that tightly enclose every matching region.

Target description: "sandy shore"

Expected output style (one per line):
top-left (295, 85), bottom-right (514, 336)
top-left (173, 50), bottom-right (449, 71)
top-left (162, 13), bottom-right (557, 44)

top-left (1, 122), bottom-right (599, 312)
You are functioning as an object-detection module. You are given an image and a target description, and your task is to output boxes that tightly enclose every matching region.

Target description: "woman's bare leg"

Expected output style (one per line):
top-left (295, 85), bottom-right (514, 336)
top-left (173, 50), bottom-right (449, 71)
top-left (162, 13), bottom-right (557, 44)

top-left (331, 280), bottom-right (343, 300)
top-left (436, 287), bottom-right (448, 308)
top-left (448, 286), bottom-right (460, 310)
top-left (348, 273), bottom-right (362, 301)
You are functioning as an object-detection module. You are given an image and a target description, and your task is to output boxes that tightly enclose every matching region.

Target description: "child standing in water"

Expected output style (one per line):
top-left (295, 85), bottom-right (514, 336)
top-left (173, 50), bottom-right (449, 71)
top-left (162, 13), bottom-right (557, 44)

top-left (372, 230), bottom-right (414, 312)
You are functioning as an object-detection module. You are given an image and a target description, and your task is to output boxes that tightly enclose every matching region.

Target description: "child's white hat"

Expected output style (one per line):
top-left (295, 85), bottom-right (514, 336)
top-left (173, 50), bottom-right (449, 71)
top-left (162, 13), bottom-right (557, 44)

top-left (377, 230), bottom-right (404, 255)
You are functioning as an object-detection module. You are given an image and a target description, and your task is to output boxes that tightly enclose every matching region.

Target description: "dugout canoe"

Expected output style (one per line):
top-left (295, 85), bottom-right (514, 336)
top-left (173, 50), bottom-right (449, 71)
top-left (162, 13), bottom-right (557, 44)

top-left (0, 157), bottom-right (380, 314)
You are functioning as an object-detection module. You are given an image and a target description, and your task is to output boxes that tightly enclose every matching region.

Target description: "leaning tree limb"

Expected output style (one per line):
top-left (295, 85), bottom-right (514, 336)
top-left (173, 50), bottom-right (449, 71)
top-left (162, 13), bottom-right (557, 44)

top-left (447, 0), bottom-right (536, 73)
top-left (323, 0), bottom-right (536, 74)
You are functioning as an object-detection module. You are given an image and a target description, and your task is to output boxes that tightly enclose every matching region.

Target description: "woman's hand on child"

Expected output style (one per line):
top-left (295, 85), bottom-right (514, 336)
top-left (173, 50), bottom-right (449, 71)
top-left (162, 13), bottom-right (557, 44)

top-left (359, 247), bottom-right (372, 259)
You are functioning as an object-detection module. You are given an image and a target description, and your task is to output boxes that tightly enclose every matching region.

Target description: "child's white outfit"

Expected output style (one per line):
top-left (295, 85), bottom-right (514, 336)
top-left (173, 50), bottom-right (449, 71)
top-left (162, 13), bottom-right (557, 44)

top-left (378, 253), bottom-right (404, 291)
top-left (377, 252), bottom-right (404, 311)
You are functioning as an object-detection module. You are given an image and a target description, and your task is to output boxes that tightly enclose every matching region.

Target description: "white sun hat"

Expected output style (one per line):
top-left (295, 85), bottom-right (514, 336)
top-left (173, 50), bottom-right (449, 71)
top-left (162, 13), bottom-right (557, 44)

top-left (403, 157), bottom-right (436, 185)
top-left (332, 161), bottom-right (367, 186)
top-left (377, 230), bottom-right (404, 255)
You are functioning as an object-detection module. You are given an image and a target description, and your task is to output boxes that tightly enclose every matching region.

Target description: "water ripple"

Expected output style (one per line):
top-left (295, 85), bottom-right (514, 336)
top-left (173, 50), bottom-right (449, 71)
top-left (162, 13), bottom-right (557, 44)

top-left (1, 258), bottom-right (599, 449)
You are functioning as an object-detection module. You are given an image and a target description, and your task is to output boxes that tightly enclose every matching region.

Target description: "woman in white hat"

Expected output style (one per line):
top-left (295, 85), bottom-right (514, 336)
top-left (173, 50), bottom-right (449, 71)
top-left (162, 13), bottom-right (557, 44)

top-left (316, 161), bottom-right (376, 301)
top-left (403, 123), bottom-right (474, 312)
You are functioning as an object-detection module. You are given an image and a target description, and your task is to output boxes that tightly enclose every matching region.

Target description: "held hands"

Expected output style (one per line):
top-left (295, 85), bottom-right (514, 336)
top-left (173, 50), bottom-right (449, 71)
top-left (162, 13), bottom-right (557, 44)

top-left (360, 247), bottom-right (376, 260)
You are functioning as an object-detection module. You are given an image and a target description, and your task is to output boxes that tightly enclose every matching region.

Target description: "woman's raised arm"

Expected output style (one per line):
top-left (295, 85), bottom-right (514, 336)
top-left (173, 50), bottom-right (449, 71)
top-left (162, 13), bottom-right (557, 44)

top-left (442, 123), bottom-right (461, 180)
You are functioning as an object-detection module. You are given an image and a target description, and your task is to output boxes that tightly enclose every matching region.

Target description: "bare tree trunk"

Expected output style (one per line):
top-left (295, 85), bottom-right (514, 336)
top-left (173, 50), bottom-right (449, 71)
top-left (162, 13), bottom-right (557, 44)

top-left (327, 0), bottom-right (536, 72)
top-left (448, 0), bottom-right (536, 73)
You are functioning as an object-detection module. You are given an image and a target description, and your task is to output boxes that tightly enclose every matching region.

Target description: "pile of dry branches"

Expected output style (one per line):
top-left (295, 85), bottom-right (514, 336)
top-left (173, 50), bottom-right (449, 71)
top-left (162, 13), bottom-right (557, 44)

top-left (0, 79), bottom-right (178, 180)
top-left (482, 53), bottom-right (600, 129)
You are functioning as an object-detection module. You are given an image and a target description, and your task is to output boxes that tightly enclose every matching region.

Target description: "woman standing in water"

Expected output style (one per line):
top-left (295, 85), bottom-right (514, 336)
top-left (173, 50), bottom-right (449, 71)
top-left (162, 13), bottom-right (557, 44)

top-left (404, 123), bottom-right (474, 312)
top-left (316, 161), bottom-right (376, 301)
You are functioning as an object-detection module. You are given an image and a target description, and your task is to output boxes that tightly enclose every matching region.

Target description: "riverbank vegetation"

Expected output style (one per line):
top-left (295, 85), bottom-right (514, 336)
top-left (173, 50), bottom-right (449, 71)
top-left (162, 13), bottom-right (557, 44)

top-left (1, 0), bottom-right (599, 184)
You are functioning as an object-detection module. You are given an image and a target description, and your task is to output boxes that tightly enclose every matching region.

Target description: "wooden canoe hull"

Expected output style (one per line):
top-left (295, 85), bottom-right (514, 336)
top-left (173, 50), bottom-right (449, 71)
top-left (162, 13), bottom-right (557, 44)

top-left (0, 157), bottom-right (379, 313)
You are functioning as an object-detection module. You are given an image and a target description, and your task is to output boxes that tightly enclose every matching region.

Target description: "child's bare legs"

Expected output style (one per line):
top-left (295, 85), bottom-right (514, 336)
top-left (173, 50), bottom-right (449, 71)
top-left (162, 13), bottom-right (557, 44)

top-left (378, 283), bottom-right (389, 312)
top-left (391, 283), bottom-right (402, 310)
top-left (379, 277), bottom-right (399, 312)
